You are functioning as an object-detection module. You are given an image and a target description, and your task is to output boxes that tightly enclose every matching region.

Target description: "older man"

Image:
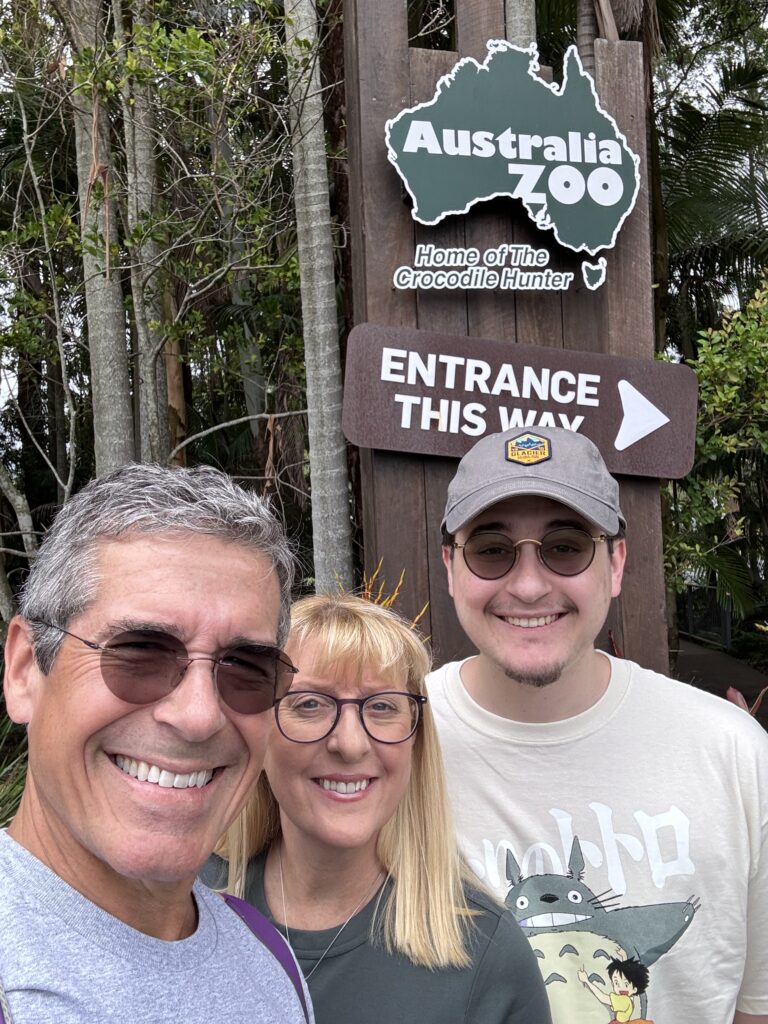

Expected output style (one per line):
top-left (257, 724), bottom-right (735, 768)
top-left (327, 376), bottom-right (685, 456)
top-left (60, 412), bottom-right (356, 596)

top-left (428, 426), bottom-right (768, 1024)
top-left (0, 465), bottom-right (312, 1023)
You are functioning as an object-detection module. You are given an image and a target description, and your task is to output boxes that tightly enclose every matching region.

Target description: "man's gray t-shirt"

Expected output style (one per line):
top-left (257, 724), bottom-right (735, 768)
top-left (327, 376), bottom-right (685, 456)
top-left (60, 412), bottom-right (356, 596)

top-left (0, 830), bottom-right (312, 1024)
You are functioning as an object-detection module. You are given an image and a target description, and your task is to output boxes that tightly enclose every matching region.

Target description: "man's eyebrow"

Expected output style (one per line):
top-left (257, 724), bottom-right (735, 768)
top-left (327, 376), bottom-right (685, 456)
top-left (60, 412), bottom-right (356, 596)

top-left (227, 634), bottom-right (279, 649)
top-left (95, 619), bottom-right (183, 642)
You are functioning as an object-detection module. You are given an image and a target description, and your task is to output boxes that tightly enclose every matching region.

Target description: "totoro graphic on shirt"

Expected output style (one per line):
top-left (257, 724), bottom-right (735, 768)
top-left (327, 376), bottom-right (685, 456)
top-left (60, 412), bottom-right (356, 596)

top-left (505, 836), bottom-right (699, 1023)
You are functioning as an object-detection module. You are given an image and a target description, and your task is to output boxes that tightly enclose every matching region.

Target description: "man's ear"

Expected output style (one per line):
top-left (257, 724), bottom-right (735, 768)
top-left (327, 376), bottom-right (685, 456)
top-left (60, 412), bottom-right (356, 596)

top-left (441, 544), bottom-right (455, 598)
top-left (610, 538), bottom-right (627, 598)
top-left (3, 616), bottom-right (43, 725)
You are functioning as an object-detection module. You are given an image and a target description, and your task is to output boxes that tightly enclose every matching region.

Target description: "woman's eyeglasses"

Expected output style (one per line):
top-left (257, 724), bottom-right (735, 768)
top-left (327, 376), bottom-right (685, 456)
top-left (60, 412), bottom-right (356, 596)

top-left (451, 527), bottom-right (608, 580)
top-left (274, 690), bottom-right (427, 744)
top-left (31, 621), bottom-right (297, 715)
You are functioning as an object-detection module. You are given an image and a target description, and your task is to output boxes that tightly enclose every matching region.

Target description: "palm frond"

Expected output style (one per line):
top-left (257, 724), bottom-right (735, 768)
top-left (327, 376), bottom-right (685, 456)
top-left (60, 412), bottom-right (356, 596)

top-left (696, 547), bottom-right (757, 619)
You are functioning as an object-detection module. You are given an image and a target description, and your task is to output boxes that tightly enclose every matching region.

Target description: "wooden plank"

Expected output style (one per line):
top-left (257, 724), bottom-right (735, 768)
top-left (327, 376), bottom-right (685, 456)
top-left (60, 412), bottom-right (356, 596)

top-left (410, 49), bottom-right (470, 337)
top-left (455, 0), bottom-right (517, 341)
top-left (455, 0), bottom-right (505, 60)
top-left (364, 450), bottom-right (432, 632)
top-left (345, 0), bottom-right (415, 327)
top-left (594, 40), bottom-right (668, 672)
top-left (346, 0), bottom-right (419, 595)
top-left (561, 244), bottom-right (605, 354)
top-left (512, 216), bottom-right (565, 349)
top-left (465, 203), bottom-right (517, 342)
top-left (594, 40), bottom-right (654, 356)
top-left (423, 457), bottom-right (475, 664)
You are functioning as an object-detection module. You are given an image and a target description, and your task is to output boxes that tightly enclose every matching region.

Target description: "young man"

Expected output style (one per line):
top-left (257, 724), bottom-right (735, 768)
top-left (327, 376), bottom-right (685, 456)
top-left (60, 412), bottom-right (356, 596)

top-left (428, 426), bottom-right (768, 1024)
top-left (0, 465), bottom-right (312, 1023)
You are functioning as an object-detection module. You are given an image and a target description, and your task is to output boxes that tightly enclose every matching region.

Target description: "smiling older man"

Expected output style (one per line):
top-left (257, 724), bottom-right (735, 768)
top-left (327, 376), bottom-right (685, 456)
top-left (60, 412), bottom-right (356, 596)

top-left (0, 465), bottom-right (312, 1024)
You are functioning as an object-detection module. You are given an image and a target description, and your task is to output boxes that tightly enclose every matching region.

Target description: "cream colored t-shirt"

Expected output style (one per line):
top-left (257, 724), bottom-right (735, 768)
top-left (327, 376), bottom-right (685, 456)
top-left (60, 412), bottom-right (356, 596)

top-left (427, 654), bottom-right (768, 1024)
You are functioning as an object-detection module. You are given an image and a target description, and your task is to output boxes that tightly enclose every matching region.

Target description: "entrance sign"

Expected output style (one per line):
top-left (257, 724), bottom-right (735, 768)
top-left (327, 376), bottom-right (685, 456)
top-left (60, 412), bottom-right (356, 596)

top-left (385, 41), bottom-right (640, 288)
top-left (346, 0), bottom-right (670, 670)
top-left (342, 324), bottom-right (697, 479)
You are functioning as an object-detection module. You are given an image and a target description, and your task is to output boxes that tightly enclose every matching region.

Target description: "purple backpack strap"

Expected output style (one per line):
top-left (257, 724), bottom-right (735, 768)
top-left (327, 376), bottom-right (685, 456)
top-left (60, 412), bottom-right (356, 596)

top-left (223, 894), bottom-right (310, 1023)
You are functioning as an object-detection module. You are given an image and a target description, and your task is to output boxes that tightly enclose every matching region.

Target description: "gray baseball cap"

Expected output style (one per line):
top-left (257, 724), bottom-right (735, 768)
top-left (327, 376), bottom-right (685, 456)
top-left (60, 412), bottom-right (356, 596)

top-left (442, 427), bottom-right (626, 536)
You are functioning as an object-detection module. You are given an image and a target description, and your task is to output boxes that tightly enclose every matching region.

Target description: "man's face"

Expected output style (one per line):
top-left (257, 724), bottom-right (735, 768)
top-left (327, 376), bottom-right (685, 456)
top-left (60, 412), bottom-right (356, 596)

top-left (5, 533), bottom-right (281, 890)
top-left (443, 495), bottom-right (625, 688)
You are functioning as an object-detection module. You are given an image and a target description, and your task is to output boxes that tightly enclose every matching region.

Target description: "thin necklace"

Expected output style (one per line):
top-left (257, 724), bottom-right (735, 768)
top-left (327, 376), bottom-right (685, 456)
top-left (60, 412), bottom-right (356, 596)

top-left (277, 844), bottom-right (386, 980)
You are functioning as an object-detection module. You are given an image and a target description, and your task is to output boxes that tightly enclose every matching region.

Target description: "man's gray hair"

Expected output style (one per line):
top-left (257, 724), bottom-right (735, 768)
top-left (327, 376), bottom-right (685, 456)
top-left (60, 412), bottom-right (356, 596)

top-left (18, 463), bottom-right (296, 673)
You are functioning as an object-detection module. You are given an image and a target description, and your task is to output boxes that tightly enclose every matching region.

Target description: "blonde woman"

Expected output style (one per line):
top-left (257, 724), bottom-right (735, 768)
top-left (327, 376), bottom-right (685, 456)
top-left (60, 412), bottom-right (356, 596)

top-left (207, 594), bottom-right (550, 1024)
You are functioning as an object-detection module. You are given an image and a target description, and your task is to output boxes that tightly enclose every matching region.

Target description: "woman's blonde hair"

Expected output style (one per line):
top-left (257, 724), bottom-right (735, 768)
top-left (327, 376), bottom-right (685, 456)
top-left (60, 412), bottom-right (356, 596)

top-left (218, 592), bottom-right (474, 968)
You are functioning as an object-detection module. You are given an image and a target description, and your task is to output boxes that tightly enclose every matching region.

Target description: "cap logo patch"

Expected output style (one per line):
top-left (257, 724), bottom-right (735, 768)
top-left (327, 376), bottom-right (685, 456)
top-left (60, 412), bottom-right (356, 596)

top-left (506, 432), bottom-right (551, 466)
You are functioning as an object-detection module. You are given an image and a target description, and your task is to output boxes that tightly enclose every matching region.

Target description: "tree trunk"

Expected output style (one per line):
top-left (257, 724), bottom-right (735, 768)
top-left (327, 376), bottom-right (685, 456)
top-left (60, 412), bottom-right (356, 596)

top-left (0, 549), bottom-right (17, 642)
top-left (505, 0), bottom-right (536, 47)
top-left (577, 0), bottom-right (599, 74)
top-left (0, 464), bottom-right (38, 560)
top-left (114, 0), bottom-right (168, 463)
top-left (55, 0), bottom-right (134, 474)
top-left (285, 0), bottom-right (353, 591)
top-left (47, 356), bottom-right (69, 504)
top-left (163, 290), bottom-right (187, 466)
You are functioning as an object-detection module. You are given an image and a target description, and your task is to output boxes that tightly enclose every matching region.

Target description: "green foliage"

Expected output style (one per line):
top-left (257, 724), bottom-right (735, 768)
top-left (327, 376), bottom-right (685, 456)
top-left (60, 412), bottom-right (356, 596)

top-left (667, 277), bottom-right (768, 617)
top-left (730, 622), bottom-right (768, 674)
top-left (693, 282), bottom-right (768, 456)
top-left (0, 0), bottom-right (311, 526)
top-left (0, 705), bottom-right (26, 828)
top-left (655, 4), bottom-right (768, 357)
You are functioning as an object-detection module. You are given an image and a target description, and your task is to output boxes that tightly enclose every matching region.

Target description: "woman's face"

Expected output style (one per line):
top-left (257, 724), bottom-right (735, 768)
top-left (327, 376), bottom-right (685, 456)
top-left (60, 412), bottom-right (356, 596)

top-left (263, 636), bottom-right (416, 862)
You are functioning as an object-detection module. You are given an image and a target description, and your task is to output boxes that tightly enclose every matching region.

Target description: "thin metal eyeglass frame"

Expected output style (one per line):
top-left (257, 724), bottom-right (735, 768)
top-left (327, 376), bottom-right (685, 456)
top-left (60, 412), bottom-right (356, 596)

top-left (29, 620), bottom-right (298, 711)
top-left (274, 690), bottom-right (428, 744)
top-left (450, 528), bottom-right (608, 580)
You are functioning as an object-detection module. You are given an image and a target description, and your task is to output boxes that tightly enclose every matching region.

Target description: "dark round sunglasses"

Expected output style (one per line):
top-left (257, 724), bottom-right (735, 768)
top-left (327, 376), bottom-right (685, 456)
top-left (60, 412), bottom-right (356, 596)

top-left (32, 621), bottom-right (297, 715)
top-left (274, 690), bottom-right (427, 744)
top-left (451, 527), bottom-right (608, 580)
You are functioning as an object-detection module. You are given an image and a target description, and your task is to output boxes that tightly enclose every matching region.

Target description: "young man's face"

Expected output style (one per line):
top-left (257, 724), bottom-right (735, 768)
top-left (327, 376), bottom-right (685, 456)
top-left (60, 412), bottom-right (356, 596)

top-left (4, 533), bottom-right (282, 896)
top-left (443, 495), bottom-right (625, 688)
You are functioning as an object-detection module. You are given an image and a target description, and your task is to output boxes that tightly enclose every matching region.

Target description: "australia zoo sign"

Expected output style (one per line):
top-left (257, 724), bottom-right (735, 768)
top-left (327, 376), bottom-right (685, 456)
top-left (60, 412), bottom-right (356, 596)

top-left (385, 41), bottom-right (640, 291)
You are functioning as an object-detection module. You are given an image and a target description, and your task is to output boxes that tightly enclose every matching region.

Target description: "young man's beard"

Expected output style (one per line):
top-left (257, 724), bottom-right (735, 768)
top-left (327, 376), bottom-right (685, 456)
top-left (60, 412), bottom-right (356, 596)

top-left (505, 662), bottom-right (565, 688)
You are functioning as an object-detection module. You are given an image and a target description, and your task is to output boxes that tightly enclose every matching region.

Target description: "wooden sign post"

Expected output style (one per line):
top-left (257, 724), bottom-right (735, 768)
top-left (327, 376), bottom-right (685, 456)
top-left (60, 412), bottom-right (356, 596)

top-left (344, 0), bottom-right (670, 671)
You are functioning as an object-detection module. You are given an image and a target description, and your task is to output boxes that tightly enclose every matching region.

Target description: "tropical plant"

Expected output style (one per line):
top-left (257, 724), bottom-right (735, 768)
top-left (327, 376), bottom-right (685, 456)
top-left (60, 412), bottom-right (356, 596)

top-left (666, 276), bottom-right (768, 625)
top-left (656, 5), bottom-right (768, 358)
top-left (0, 712), bottom-right (26, 828)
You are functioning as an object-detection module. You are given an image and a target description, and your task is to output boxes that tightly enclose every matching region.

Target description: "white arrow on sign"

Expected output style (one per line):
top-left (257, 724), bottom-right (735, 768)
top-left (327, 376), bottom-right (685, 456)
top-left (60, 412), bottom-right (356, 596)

top-left (614, 380), bottom-right (671, 451)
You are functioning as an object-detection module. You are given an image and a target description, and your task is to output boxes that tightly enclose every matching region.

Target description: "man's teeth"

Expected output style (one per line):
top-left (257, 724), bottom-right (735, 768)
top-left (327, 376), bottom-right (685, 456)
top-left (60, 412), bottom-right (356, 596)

top-left (114, 755), bottom-right (213, 789)
top-left (319, 778), bottom-right (370, 794)
top-left (504, 614), bottom-right (559, 628)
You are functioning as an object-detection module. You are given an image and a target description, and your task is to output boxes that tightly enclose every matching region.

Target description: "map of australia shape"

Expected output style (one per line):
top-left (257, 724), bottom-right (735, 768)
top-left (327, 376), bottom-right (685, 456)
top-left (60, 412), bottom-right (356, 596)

top-left (385, 42), bottom-right (640, 256)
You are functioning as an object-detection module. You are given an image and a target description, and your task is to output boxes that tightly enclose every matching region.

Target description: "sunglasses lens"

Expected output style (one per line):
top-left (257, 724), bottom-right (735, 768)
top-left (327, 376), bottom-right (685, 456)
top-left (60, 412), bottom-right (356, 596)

top-left (100, 631), bottom-right (185, 704)
top-left (99, 631), bottom-right (293, 713)
top-left (463, 533), bottom-right (518, 579)
top-left (217, 645), bottom-right (293, 714)
top-left (539, 529), bottom-right (596, 575)
top-left (462, 529), bottom-right (597, 579)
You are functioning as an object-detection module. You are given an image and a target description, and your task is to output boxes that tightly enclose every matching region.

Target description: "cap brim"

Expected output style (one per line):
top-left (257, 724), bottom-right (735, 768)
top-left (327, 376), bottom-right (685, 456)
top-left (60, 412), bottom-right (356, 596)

top-left (443, 477), bottom-right (624, 536)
